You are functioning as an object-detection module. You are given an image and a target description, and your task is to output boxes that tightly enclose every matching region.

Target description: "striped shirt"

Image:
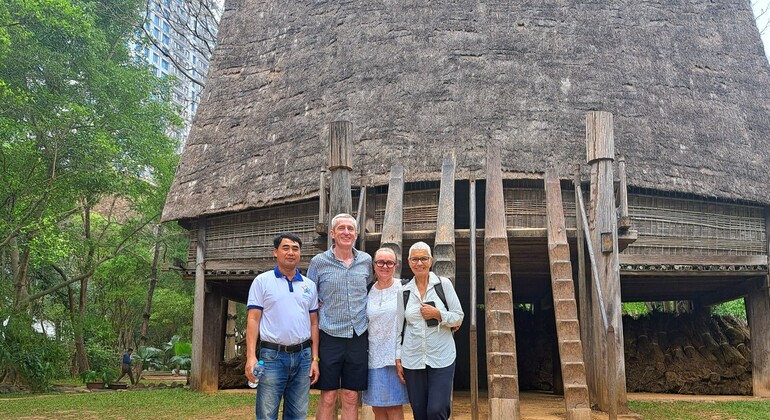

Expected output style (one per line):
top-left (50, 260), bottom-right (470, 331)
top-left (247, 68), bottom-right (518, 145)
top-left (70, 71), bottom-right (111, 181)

top-left (307, 247), bottom-right (372, 338)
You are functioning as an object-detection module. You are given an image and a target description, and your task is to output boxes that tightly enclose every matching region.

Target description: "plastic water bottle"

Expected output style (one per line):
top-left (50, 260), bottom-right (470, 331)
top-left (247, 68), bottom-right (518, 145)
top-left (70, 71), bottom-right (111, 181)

top-left (247, 360), bottom-right (265, 388)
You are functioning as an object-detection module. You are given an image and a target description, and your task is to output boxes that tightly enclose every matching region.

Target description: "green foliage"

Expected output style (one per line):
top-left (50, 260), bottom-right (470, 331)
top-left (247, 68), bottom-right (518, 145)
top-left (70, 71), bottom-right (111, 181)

top-left (85, 343), bottom-right (117, 373)
top-left (79, 367), bottom-right (118, 385)
top-left (622, 302), bottom-right (649, 317)
top-left (711, 298), bottom-right (746, 319)
top-left (135, 346), bottom-right (163, 370)
top-left (0, 311), bottom-right (69, 391)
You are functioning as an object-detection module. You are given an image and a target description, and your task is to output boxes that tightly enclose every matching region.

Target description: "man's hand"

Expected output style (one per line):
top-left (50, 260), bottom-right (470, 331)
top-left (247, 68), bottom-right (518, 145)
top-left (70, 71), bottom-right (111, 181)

top-left (245, 358), bottom-right (257, 383)
top-left (309, 359), bottom-right (320, 385)
top-left (396, 359), bottom-right (405, 384)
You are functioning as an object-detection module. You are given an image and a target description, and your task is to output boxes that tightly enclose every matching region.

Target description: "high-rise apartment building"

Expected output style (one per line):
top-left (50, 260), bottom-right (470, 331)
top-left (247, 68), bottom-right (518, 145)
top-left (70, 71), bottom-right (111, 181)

top-left (134, 0), bottom-right (220, 146)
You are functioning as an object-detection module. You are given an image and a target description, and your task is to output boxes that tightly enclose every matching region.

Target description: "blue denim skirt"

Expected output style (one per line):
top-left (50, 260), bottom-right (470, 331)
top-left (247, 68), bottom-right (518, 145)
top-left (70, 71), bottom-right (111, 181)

top-left (362, 365), bottom-right (409, 407)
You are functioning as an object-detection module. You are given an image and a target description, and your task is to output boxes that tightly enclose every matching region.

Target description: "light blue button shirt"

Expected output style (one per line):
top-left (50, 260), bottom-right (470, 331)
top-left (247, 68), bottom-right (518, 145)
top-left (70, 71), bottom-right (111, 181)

top-left (307, 247), bottom-right (372, 338)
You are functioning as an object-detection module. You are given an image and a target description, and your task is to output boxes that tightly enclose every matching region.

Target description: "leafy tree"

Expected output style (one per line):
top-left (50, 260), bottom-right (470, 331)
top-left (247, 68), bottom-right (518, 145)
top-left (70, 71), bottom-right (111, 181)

top-left (0, 0), bottom-right (183, 387)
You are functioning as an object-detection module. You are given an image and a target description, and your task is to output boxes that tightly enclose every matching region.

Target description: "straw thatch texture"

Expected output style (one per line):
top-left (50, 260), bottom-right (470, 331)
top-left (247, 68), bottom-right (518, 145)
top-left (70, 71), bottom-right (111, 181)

top-left (163, 0), bottom-right (770, 222)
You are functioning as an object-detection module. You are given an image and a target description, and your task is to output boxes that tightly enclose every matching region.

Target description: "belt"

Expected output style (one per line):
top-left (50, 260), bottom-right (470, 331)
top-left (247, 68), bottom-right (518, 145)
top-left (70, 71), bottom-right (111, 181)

top-left (260, 339), bottom-right (311, 353)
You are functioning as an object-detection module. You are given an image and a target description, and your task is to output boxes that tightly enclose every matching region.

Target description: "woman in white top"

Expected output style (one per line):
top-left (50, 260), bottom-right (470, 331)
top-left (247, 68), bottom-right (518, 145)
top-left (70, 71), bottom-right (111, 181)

top-left (361, 248), bottom-right (409, 419)
top-left (396, 242), bottom-right (464, 420)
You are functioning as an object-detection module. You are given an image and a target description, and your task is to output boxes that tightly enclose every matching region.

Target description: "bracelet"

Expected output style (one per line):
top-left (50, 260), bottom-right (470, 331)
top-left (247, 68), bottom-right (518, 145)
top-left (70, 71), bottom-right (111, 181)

top-left (312, 357), bottom-right (320, 362)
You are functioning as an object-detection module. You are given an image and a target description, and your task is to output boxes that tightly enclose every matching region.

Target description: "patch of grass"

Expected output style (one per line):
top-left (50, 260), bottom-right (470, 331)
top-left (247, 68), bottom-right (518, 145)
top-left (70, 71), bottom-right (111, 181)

top-left (629, 400), bottom-right (770, 420)
top-left (0, 388), bottom-right (319, 419)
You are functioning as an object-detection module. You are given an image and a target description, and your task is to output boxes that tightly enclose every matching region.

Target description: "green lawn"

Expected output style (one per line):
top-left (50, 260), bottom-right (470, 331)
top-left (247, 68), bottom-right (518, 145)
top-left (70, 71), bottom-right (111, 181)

top-left (0, 388), bottom-right (282, 419)
top-left (629, 400), bottom-right (770, 420)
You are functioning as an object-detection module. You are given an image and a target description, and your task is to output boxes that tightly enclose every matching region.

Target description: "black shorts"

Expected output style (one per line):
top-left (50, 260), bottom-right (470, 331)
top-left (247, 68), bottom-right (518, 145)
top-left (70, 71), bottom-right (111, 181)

top-left (316, 330), bottom-right (369, 391)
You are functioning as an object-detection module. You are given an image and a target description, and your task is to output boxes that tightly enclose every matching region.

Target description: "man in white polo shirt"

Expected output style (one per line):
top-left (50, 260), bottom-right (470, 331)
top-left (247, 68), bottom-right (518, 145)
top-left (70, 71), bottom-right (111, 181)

top-left (245, 232), bottom-right (320, 420)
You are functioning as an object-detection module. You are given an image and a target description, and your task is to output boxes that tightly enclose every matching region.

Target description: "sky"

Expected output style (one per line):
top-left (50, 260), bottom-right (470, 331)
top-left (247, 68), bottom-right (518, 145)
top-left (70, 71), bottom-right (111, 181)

top-left (753, 0), bottom-right (770, 59)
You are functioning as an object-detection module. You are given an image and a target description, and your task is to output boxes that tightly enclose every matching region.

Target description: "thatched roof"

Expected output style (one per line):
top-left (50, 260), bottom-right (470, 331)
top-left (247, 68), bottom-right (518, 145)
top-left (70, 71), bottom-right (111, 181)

top-left (163, 0), bottom-right (770, 222)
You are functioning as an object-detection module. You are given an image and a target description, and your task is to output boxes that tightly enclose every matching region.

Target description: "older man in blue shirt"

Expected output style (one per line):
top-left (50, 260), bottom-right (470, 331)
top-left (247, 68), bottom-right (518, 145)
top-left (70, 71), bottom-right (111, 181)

top-left (308, 213), bottom-right (372, 420)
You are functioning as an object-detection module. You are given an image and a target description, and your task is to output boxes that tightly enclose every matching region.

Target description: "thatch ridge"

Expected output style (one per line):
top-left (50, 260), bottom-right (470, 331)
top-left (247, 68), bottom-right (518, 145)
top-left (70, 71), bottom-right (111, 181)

top-left (163, 0), bottom-right (770, 222)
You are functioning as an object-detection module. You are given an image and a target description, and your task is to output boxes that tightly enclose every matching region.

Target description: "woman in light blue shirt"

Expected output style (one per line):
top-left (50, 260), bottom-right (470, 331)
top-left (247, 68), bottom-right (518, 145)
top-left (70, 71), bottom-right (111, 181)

top-left (395, 242), bottom-right (464, 420)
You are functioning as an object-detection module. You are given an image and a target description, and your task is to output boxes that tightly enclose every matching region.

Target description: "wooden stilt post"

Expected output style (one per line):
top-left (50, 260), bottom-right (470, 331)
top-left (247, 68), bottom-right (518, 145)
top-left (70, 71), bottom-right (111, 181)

top-left (585, 111), bottom-right (627, 411)
top-left (224, 300), bottom-right (237, 361)
top-left (356, 185), bottom-right (367, 252)
top-left (433, 153), bottom-right (456, 419)
top-left (381, 165), bottom-right (405, 278)
top-left (469, 177), bottom-right (479, 420)
top-left (484, 144), bottom-right (521, 420)
top-left (191, 217), bottom-right (207, 391)
top-left (328, 121), bottom-right (353, 248)
top-left (434, 153), bottom-right (457, 283)
top-left (327, 121), bottom-right (354, 415)
top-left (745, 210), bottom-right (770, 397)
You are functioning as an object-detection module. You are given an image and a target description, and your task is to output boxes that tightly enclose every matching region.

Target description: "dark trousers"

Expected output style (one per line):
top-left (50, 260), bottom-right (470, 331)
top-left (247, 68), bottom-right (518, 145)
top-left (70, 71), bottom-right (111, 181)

top-left (403, 361), bottom-right (455, 420)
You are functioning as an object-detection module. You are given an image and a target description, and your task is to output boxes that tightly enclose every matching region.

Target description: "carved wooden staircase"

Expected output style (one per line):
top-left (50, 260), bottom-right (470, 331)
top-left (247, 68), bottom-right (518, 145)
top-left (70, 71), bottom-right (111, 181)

top-left (545, 170), bottom-right (591, 420)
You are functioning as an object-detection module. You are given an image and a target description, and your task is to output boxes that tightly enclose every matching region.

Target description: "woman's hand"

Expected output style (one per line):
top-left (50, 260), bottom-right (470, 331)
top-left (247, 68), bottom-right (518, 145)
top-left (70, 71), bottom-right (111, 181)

top-left (420, 302), bottom-right (441, 321)
top-left (396, 359), bottom-right (406, 384)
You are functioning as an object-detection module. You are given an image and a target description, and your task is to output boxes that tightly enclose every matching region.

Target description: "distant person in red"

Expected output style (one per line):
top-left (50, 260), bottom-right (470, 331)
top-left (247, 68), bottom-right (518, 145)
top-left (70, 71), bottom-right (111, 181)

top-left (117, 348), bottom-right (135, 385)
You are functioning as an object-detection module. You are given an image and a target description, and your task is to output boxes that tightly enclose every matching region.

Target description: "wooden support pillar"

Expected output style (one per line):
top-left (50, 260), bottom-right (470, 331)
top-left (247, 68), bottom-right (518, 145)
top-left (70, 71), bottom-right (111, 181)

top-left (328, 121), bottom-right (353, 241)
top-left (585, 112), bottom-right (627, 411)
top-left (356, 185), bottom-right (367, 252)
top-left (746, 281), bottom-right (770, 397)
top-left (224, 300), bottom-right (237, 361)
top-left (433, 153), bottom-right (457, 284)
top-left (199, 286), bottom-right (224, 392)
top-left (191, 217), bottom-right (207, 391)
top-left (381, 165), bottom-right (405, 278)
top-left (746, 209), bottom-right (770, 396)
top-left (617, 157), bottom-right (631, 230)
top-left (484, 144), bottom-right (521, 420)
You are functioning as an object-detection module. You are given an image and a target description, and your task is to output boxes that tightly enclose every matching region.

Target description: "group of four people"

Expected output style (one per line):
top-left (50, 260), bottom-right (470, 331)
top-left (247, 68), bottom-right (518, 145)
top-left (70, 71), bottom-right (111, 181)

top-left (245, 213), bottom-right (464, 420)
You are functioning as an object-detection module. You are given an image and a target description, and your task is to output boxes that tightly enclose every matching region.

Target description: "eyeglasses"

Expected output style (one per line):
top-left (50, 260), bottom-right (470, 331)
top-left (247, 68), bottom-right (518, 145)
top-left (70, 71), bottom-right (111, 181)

top-left (408, 256), bottom-right (431, 264)
top-left (374, 260), bottom-right (396, 268)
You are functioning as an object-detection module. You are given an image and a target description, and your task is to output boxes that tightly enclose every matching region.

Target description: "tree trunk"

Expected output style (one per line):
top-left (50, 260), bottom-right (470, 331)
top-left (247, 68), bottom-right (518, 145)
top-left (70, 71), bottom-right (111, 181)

top-left (135, 224), bottom-right (162, 382)
top-left (10, 237), bottom-right (31, 311)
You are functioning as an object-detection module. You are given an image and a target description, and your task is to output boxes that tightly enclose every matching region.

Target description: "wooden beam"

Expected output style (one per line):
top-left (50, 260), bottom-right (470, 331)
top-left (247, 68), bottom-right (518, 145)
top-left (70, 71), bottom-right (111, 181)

top-left (356, 185), bottom-right (367, 252)
top-left (620, 255), bottom-right (768, 266)
top-left (200, 287), bottom-right (223, 392)
top-left (381, 164), bottom-right (405, 277)
top-left (484, 144), bottom-right (521, 420)
top-left (586, 111), bottom-right (627, 412)
top-left (191, 217), bottom-right (207, 391)
top-left (617, 156), bottom-right (631, 230)
top-left (224, 300), bottom-right (237, 361)
top-left (433, 153), bottom-right (456, 284)
top-left (469, 178), bottom-right (480, 420)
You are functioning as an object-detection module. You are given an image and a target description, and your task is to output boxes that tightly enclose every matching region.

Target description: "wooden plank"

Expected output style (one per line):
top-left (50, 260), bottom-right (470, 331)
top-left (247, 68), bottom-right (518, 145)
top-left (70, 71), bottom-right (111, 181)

top-left (224, 300), bottom-right (237, 361)
top-left (191, 217), bottom-right (207, 391)
top-left (484, 144), bottom-right (520, 420)
top-left (586, 111), bottom-right (627, 412)
top-left (620, 255), bottom-right (768, 266)
top-left (617, 157), bottom-right (631, 230)
top-left (381, 164), bottom-right (405, 277)
top-left (433, 153), bottom-right (456, 284)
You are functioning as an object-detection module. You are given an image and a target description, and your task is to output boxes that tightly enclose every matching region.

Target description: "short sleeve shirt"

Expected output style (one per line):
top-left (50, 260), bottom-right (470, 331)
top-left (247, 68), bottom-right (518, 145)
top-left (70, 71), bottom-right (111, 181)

top-left (247, 267), bottom-right (319, 346)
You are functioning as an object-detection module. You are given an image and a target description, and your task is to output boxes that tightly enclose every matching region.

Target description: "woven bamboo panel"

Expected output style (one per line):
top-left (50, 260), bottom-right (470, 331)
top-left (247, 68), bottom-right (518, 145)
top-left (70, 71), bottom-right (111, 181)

top-left (373, 189), bottom-right (439, 232)
top-left (624, 194), bottom-right (766, 256)
top-left (504, 187), bottom-right (577, 230)
top-left (188, 201), bottom-right (319, 261)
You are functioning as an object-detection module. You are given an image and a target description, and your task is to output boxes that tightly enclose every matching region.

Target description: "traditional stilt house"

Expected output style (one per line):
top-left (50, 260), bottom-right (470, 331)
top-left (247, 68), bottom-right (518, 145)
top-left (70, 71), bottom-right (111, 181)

top-left (162, 0), bottom-right (770, 416)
